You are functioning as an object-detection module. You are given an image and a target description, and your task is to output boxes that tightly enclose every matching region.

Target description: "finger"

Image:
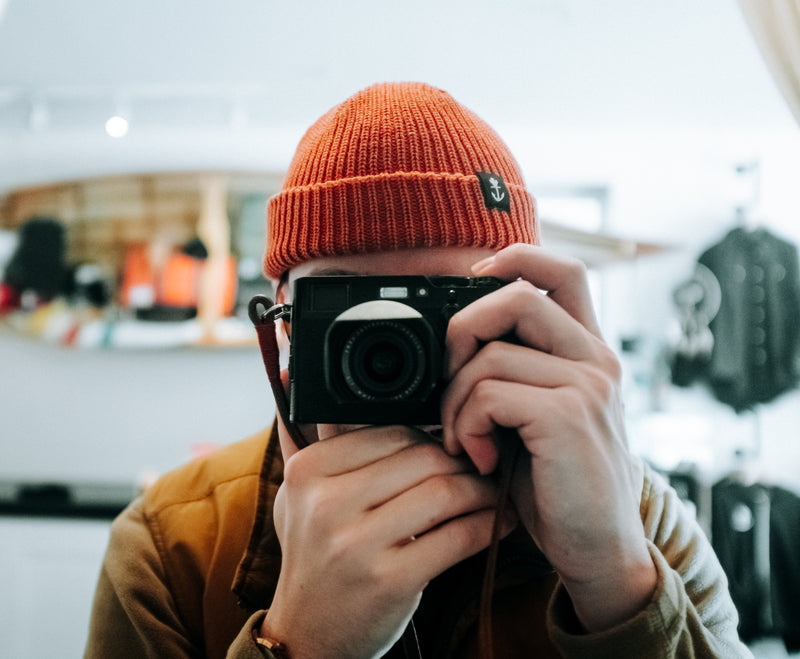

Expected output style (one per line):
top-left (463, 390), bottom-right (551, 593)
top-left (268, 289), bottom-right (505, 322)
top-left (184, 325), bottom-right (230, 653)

top-left (440, 341), bottom-right (570, 455)
top-left (392, 506), bottom-right (517, 588)
top-left (472, 243), bottom-right (602, 338)
top-left (350, 441), bottom-right (477, 511)
top-left (446, 279), bottom-right (597, 377)
top-left (285, 425), bottom-right (430, 479)
top-left (450, 375), bottom-right (618, 474)
top-left (447, 379), bottom-right (551, 474)
top-left (367, 472), bottom-right (501, 547)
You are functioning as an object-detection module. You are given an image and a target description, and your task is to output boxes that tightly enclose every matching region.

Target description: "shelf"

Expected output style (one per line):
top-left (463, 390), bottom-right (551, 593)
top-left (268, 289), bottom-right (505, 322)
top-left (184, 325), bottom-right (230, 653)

top-left (1, 171), bottom-right (671, 349)
top-left (0, 171), bottom-right (278, 349)
top-left (540, 220), bottom-right (672, 268)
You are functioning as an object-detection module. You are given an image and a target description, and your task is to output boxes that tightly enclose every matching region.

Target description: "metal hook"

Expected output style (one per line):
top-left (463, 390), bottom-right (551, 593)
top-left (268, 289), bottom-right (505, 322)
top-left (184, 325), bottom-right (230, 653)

top-left (248, 295), bottom-right (292, 325)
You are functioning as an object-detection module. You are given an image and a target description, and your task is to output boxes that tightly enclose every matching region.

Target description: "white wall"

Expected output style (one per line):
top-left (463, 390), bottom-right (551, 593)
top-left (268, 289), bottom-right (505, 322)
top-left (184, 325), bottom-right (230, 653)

top-left (0, 328), bottom-right (275, 484)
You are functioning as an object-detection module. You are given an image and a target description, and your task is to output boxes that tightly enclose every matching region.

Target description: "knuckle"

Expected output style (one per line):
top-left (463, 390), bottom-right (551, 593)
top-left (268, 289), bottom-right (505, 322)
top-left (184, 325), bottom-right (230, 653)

top-left (411, 442), bottom-right (452, 472)
top-left (598, 344), bottom-right (623, 381)
top-left (473, 378), bottom-right (500, 407)
top-left (425, 474), bottom-right (463, 505)
top-left (586, 342), bottom-right (623, 387)
top-left (572, 361), bottom-right (622, 414)
top-left (303, 486), bottom-right (339, 522)
top-left (500, 242), bottom-right (532, 262)
top-left (281, 452), bottom-right (310, 489)
top-left (587, 367), bottom-right (616, 404)
top-left (563, 256), bottom-right (589, 284)
top-left (555, 386), bottom-right (585, 416)
top-left (446, 308), bottom-right (470, 337)
top-left (506, 279), bottom-right (538, 303)
top-left (443, 516), bottom-right (487, 554)
top-left (480, 338), bottom-right (508, 366)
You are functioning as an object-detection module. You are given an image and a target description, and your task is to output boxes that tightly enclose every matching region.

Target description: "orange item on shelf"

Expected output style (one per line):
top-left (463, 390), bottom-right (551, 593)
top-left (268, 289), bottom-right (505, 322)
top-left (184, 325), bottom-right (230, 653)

top-left (119, 244), bottom-right (154, 308)
top-left (119, 243), bottom-right (238, 316)
top-left (219, 256), bottom-right (238, 316)
top-left (157, 253), bottom-right (202, 308)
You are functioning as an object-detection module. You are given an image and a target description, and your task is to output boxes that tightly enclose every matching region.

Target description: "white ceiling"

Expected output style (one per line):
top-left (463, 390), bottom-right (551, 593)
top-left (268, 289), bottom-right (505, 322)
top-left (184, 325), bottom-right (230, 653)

top-left (0, 0), bottom-right (796, 192)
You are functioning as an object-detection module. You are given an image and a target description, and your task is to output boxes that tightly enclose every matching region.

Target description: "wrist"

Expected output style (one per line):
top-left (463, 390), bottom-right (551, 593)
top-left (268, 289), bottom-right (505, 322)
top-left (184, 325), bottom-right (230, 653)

top-left (562, 543), bottom-right (658, 633)
top-left (254, 634), bottom-right (290, 659)
top-left (257, 612), bottom-right (292, 658)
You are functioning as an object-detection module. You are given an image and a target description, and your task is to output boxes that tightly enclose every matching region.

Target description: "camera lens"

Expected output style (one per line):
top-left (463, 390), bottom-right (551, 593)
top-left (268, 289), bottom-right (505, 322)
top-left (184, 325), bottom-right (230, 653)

top-left (341, 321), bottom-right (426, 401)
top-left (364, 341), bottom-right (405, 383)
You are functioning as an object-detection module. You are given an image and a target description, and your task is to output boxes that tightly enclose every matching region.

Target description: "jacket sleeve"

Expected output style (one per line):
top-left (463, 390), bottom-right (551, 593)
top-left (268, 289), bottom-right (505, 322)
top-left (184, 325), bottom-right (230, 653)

top-left (226, 610), bottom-right (280, 658)
top-left (547, 459), bottom-right (753, 658)
top-left (84, 497), bottom-right (201, 659)
top-left (84, 497), bottom-right (276, 659)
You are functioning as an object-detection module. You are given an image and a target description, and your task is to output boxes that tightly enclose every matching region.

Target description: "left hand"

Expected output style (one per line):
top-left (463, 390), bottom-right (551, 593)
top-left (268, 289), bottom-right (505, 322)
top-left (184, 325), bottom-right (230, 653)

top-left (440, 243), bottom-right (657, 632)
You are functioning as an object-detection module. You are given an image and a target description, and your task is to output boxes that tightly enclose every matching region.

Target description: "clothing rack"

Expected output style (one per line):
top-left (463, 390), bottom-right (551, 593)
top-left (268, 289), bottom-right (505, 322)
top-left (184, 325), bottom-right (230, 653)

top-left (672, 459), bottom-right (800, 651)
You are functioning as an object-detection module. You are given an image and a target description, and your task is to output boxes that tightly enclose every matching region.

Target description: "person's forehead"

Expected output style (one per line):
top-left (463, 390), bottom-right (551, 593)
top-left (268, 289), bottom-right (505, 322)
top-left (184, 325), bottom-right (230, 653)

top-left (287, 246), bottom-right (496, 283)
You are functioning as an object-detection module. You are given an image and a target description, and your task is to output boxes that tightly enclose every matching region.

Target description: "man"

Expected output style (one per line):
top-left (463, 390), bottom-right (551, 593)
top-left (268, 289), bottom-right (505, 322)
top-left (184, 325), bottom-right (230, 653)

top-left (85, 82), bottom-right (749, 658)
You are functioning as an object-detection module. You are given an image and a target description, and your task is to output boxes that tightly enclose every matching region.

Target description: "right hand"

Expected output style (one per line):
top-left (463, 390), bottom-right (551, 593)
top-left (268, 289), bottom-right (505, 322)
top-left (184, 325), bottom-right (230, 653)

top-left (261, 425), bottom-right (515, 659)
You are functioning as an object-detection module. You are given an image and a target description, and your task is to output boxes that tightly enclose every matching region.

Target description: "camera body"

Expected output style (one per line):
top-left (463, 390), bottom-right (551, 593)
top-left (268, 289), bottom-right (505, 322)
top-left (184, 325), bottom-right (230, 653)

top-left (289, 274), bottom-right (506, 425)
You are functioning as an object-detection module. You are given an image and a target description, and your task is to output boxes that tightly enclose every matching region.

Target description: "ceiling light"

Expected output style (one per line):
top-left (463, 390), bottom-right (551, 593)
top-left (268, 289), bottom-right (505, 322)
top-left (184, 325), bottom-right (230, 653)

top-left (106, 93), bottom-right (131, 138)
top-left (105, 114), bottom-right (129, 138)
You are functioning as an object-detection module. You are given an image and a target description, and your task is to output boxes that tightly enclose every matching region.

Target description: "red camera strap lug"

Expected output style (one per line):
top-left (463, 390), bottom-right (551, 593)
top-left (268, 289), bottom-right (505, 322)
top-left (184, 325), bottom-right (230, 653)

top-left (248, 295), bottom-right (308, 450)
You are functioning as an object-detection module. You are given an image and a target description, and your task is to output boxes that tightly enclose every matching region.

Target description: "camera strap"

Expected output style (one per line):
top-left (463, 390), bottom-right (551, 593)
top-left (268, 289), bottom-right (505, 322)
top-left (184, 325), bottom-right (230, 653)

top-left (249, 295), bottom-right (309, 450)
top-left (478, 428), bottom-right (522, 659)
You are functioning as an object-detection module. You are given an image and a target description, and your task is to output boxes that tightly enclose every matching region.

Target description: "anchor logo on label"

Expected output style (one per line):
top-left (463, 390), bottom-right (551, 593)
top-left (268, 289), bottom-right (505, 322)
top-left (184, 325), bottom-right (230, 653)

top-left (489, 177), bottom-right (506, 202)
top-left (476, 171), bottom-right (511, 212)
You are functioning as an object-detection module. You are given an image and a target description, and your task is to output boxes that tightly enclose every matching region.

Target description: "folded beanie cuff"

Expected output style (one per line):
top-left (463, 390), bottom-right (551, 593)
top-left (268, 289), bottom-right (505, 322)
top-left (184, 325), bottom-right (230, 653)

top-left (265, 170), bottom-right (537, 279)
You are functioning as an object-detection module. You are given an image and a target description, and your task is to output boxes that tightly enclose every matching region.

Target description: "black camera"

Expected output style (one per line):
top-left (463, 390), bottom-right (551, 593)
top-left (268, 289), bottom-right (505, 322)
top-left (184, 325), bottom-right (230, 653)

top-left (288, 275), bottom-right (506, 425)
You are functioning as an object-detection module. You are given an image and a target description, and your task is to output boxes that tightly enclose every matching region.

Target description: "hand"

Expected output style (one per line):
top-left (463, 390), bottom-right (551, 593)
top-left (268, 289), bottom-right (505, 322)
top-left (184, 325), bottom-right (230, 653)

top-left (262, 425), bottom-right (516, 659)
top-left (441, 243), bottom-right (656, 632)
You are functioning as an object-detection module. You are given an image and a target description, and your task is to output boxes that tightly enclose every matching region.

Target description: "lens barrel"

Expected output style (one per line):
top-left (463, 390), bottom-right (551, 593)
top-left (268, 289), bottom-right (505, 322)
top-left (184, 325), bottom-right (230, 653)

top-left (341, 320), bottom-right (427, 401)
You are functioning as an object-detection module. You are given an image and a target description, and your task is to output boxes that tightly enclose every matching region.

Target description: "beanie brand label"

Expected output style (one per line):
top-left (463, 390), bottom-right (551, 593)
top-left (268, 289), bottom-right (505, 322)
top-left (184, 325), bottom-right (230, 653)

top-left (476, 172), bottom-right (511, 212)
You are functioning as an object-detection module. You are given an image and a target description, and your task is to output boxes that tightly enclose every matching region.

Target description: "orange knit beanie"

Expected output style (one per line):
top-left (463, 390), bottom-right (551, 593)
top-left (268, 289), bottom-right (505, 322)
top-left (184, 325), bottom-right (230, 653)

top-left (264, 82), bottom-right (539, 279)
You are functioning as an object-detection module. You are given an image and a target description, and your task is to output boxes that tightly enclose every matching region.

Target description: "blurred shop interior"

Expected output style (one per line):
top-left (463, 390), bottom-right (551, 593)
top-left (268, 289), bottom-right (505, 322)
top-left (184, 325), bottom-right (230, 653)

top-left (1, 0), bottom-right (800, 656)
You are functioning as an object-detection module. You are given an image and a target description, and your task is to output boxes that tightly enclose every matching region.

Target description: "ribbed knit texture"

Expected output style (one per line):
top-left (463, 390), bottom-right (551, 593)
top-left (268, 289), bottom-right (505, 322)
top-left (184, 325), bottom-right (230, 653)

top-left (264, 82), bottom-right (538, 278)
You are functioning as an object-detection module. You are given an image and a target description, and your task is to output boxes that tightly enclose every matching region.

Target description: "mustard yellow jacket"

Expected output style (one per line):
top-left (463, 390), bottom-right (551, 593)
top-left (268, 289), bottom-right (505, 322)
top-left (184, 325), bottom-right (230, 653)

top-left (84, 425), bottom-right (751, 658)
